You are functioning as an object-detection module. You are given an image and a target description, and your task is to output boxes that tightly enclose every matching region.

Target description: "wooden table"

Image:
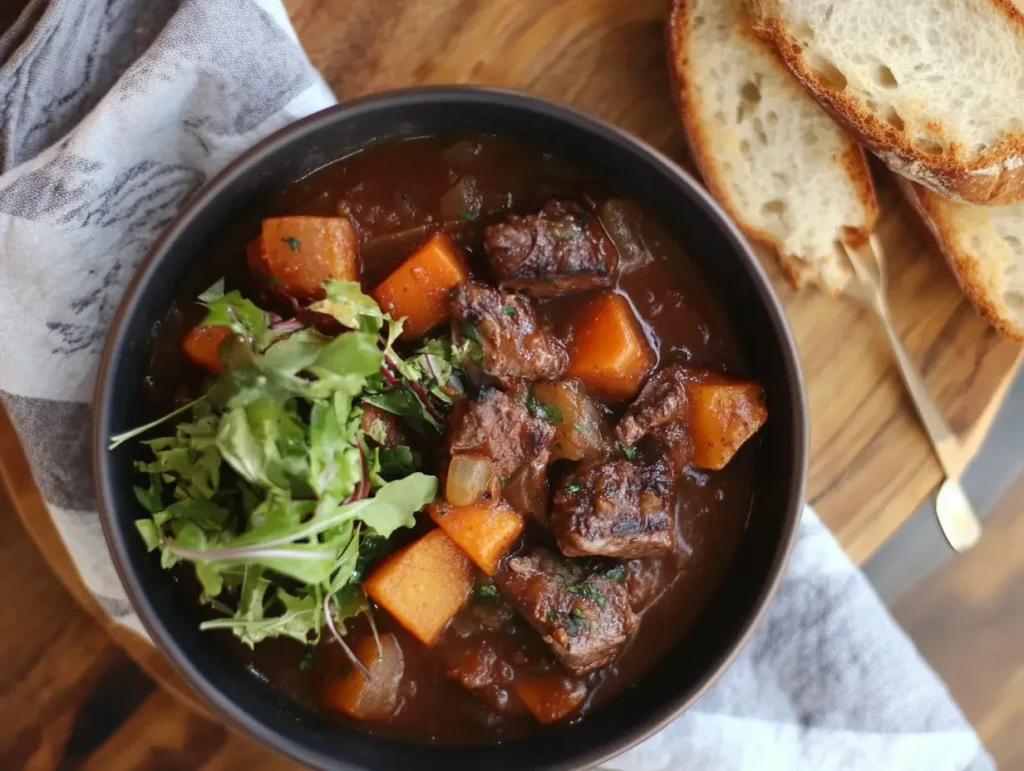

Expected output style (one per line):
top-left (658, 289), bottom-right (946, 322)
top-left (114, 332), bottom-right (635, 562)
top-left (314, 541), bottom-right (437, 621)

top-left (1, 0), bottom-right (1021, 751)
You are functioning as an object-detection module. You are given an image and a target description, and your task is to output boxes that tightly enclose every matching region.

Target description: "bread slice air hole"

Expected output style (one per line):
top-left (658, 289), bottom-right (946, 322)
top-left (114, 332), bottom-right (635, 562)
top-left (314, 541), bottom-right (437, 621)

top-left (875, 64), bottom-right (898, 89)
top-left (914, 137), bottom-right (944, 156)
top-left (809, 55), bottom-right (848, 90)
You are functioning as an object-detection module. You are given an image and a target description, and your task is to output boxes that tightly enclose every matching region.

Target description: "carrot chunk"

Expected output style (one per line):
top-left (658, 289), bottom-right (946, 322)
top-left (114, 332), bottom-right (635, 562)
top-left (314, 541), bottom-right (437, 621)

top-left (182, 325), bottom-right (232, 373)
top-left (513, 673), bottom-right (588, 724)
top-left (363, 529), bottom-right (475, 645)
top-left (260, 216), bottom-right (359, 299)
top-left (686, 373), bottom-right (767, 470)
top-left (427, 501), bottom-right (525, 575)
top-left (371, 232), bottom-right (468, 340)
top-left (322, 634), bottom-right (405, 720)
top-left (567, 293), bottom-right (654, 400)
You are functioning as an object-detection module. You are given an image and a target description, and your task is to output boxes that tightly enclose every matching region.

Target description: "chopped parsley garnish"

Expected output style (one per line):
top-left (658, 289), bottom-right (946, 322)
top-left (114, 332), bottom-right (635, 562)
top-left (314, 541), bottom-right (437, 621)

top-left (565, 607), bottom-right (589, 637)
top-left (474, 582), bottom-right (499, 601)
top-left (617, 441), bottom-right (638, 460)
top-left (574, 421), bottom-right (586, 433)
top-left (603, 564), bottom-right (627, 583)
top-left (458, 210), bottom-right (477, 221)
top-left (500, 305), bottom-right (517, 317)
top-left (526, 393), bottom-right (563, 424)
top-left (603, 484), bottom-right (619, 496)
top-left (568, 582), bottom-right (607, 608)
top-left (546, 606), bottom-right (589, 637)
top-left (401, 193), bottom-right (411, 203)
top-left (460, 322), bottom-right (478, 342)
top-left (565, 481), bottom-right (583, 495)
top-left (282, 236), bottom-right (301, 251)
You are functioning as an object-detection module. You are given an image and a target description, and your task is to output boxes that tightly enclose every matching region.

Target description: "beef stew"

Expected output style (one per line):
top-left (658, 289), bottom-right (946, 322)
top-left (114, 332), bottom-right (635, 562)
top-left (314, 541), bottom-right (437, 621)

top-left (119, 135), bottom-right (766, 746)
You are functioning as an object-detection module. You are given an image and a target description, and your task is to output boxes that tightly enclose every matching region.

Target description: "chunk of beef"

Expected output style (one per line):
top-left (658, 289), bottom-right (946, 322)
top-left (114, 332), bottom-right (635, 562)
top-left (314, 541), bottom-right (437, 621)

top-left (552, 455), bottom-right (676, 559)
top-left (484, 200), bottom-right (619, 297)
top-left (496, 547), bottom-right (638, 676)
top-left (450, 281), bottom-right (568, 381)
top-left (502, 455), bottom-right (552, 524)
top-left (616, 366), bottom-right (689, 446)
top-left (448, 388), bottom-right (555, 479)
top-left (616, 365), bottom-right (766, 471)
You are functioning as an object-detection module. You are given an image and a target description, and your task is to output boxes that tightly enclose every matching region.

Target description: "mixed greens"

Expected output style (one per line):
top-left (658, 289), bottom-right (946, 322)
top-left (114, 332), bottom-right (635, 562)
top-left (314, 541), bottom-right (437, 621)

top-left (110, 279), bottom-right (463, 656)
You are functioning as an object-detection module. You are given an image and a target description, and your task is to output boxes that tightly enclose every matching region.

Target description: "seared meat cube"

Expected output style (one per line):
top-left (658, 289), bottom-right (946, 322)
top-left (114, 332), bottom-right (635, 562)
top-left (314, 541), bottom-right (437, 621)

top-left (448, 388), bottom-right (555, 479)
top-left (616, 365), bottom-right (767, 471)
top-left (496, 548), bottom-right (637, 676)
top-left (484, 200), bottom-right (619, 297)
top-left (616, 366), bottom-right (689, 446)
top-left (552, 456), bottom-right (675, 559)
top-left (450, 281), bottom-right (568, 381)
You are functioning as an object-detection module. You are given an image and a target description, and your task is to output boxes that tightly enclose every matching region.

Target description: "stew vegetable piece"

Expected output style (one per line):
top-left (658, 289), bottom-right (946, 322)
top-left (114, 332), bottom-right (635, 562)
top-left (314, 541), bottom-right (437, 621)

top-left (567, 292), bottom-right (655, 400)
top-left (121, 135), bottom-right (767, 745)
top-left (257, 215), bottom-right (359, 299)
top-left (372, 232), bottom-right (469, 339)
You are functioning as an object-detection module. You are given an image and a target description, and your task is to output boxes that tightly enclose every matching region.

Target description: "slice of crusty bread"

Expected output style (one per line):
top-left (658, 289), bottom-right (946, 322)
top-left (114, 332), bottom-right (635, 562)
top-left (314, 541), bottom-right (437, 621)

top-left (667, 0), bottom-right (877, 293)
top-left (750, 0), bottom-right (1024, 205)
top-left (904, 183), bottom-right (1024, 339)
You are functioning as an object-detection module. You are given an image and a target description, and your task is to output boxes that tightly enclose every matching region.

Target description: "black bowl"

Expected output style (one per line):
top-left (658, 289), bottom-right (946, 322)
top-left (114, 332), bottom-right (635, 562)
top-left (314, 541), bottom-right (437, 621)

top-left (94, 86), bottom-right (807, 771)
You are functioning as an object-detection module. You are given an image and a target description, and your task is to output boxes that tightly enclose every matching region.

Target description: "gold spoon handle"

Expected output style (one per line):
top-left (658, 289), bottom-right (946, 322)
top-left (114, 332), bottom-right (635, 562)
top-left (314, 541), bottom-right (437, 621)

top-left (841, 238), bottom-right (981, 552)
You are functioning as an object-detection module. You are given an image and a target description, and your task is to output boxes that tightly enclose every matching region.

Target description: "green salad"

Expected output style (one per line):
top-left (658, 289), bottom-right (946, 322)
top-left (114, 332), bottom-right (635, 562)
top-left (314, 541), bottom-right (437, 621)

top-left (110, 279), bottom-right (466, 658)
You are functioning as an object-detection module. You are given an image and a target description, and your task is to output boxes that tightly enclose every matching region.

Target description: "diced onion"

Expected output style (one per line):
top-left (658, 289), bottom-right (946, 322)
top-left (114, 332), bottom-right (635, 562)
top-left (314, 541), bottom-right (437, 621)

top-left (440, 177), bottom-right (482, 222)
top-left (598, 199), bottom-right (653, 272)
top-left (446, 454), bottom-right (497, 506)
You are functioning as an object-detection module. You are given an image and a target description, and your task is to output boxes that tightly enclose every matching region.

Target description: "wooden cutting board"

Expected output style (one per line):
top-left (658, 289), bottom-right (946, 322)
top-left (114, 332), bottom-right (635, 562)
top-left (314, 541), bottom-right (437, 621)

top-left (284, 0), bottom-right (1023, 563)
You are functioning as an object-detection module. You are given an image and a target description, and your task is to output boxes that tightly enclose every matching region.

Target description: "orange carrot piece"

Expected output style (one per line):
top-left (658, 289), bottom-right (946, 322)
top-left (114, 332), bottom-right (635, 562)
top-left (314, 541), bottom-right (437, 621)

top-left (182, 325), bottom-right (232, 373)
top-left (686, 373), bottom-right (767, 470)
top-left (427, 501), bottom-right (525, 575)
top-left (513, 673), bottom-right (588, 724)
top-left (322, 634), bottom-right (404, 720)
top-left (363, 529), bottom-right (475, 645)
top-left (371, 232), bottom-right (468, 340)
top-left (260, 216), bottom-right (359, 299)
top-left (567, 293), bottom-right (654, 400)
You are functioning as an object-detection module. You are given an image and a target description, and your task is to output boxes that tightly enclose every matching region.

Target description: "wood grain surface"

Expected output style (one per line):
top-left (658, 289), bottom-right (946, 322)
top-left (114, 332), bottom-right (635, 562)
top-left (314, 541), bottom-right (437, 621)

top-left (281, 0), bottom-right (1022, 562)
top-left (893, 474), bottom-right (1024, 770)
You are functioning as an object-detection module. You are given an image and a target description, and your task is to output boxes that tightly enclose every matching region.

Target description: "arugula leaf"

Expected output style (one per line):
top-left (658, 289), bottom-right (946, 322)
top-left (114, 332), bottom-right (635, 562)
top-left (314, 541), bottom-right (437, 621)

top-left (199, 281), bottom-right (271, 349)
top-left (200, 588), bottom-right (318, 648)
top-left (310, 281), bottom-right (387, 333)
top-left (308, 399), bottom-right (362, 501)
top-left (376, 445), bottom-right (416, 479)
top-left (260, 328), bottom-right (331, 374)
top-left (135, 519), bottom-right (161, 551)
top-left (122, 279), bottom-right (443, 653)
top-left (312, 331), bottom-right (383, 377)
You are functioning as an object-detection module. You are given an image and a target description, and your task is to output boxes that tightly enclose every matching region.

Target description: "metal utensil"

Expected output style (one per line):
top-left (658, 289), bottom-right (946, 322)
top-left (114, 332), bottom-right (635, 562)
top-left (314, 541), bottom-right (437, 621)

top-left (839, 235), bottom-right (982, 552)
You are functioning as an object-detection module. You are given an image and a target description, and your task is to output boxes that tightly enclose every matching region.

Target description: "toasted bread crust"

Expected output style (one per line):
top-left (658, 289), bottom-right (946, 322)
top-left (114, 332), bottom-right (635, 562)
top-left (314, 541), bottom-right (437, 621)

top-left (666, 0), bottom-right (877, 294)
top-left (750, 0), bottom-right (1024, 206)
top-left (902, 181), bottom-right (1024, 340)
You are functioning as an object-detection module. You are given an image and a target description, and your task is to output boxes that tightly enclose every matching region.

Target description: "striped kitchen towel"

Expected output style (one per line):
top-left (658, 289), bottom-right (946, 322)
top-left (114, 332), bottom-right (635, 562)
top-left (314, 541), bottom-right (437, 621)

top-left (0, 1), bottom-right (993, 769)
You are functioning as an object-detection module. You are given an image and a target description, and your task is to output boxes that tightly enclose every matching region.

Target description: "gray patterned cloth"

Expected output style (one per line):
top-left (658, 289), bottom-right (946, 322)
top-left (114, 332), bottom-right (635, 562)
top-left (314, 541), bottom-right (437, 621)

top-left (0, 1), bottom-right (993, 769)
